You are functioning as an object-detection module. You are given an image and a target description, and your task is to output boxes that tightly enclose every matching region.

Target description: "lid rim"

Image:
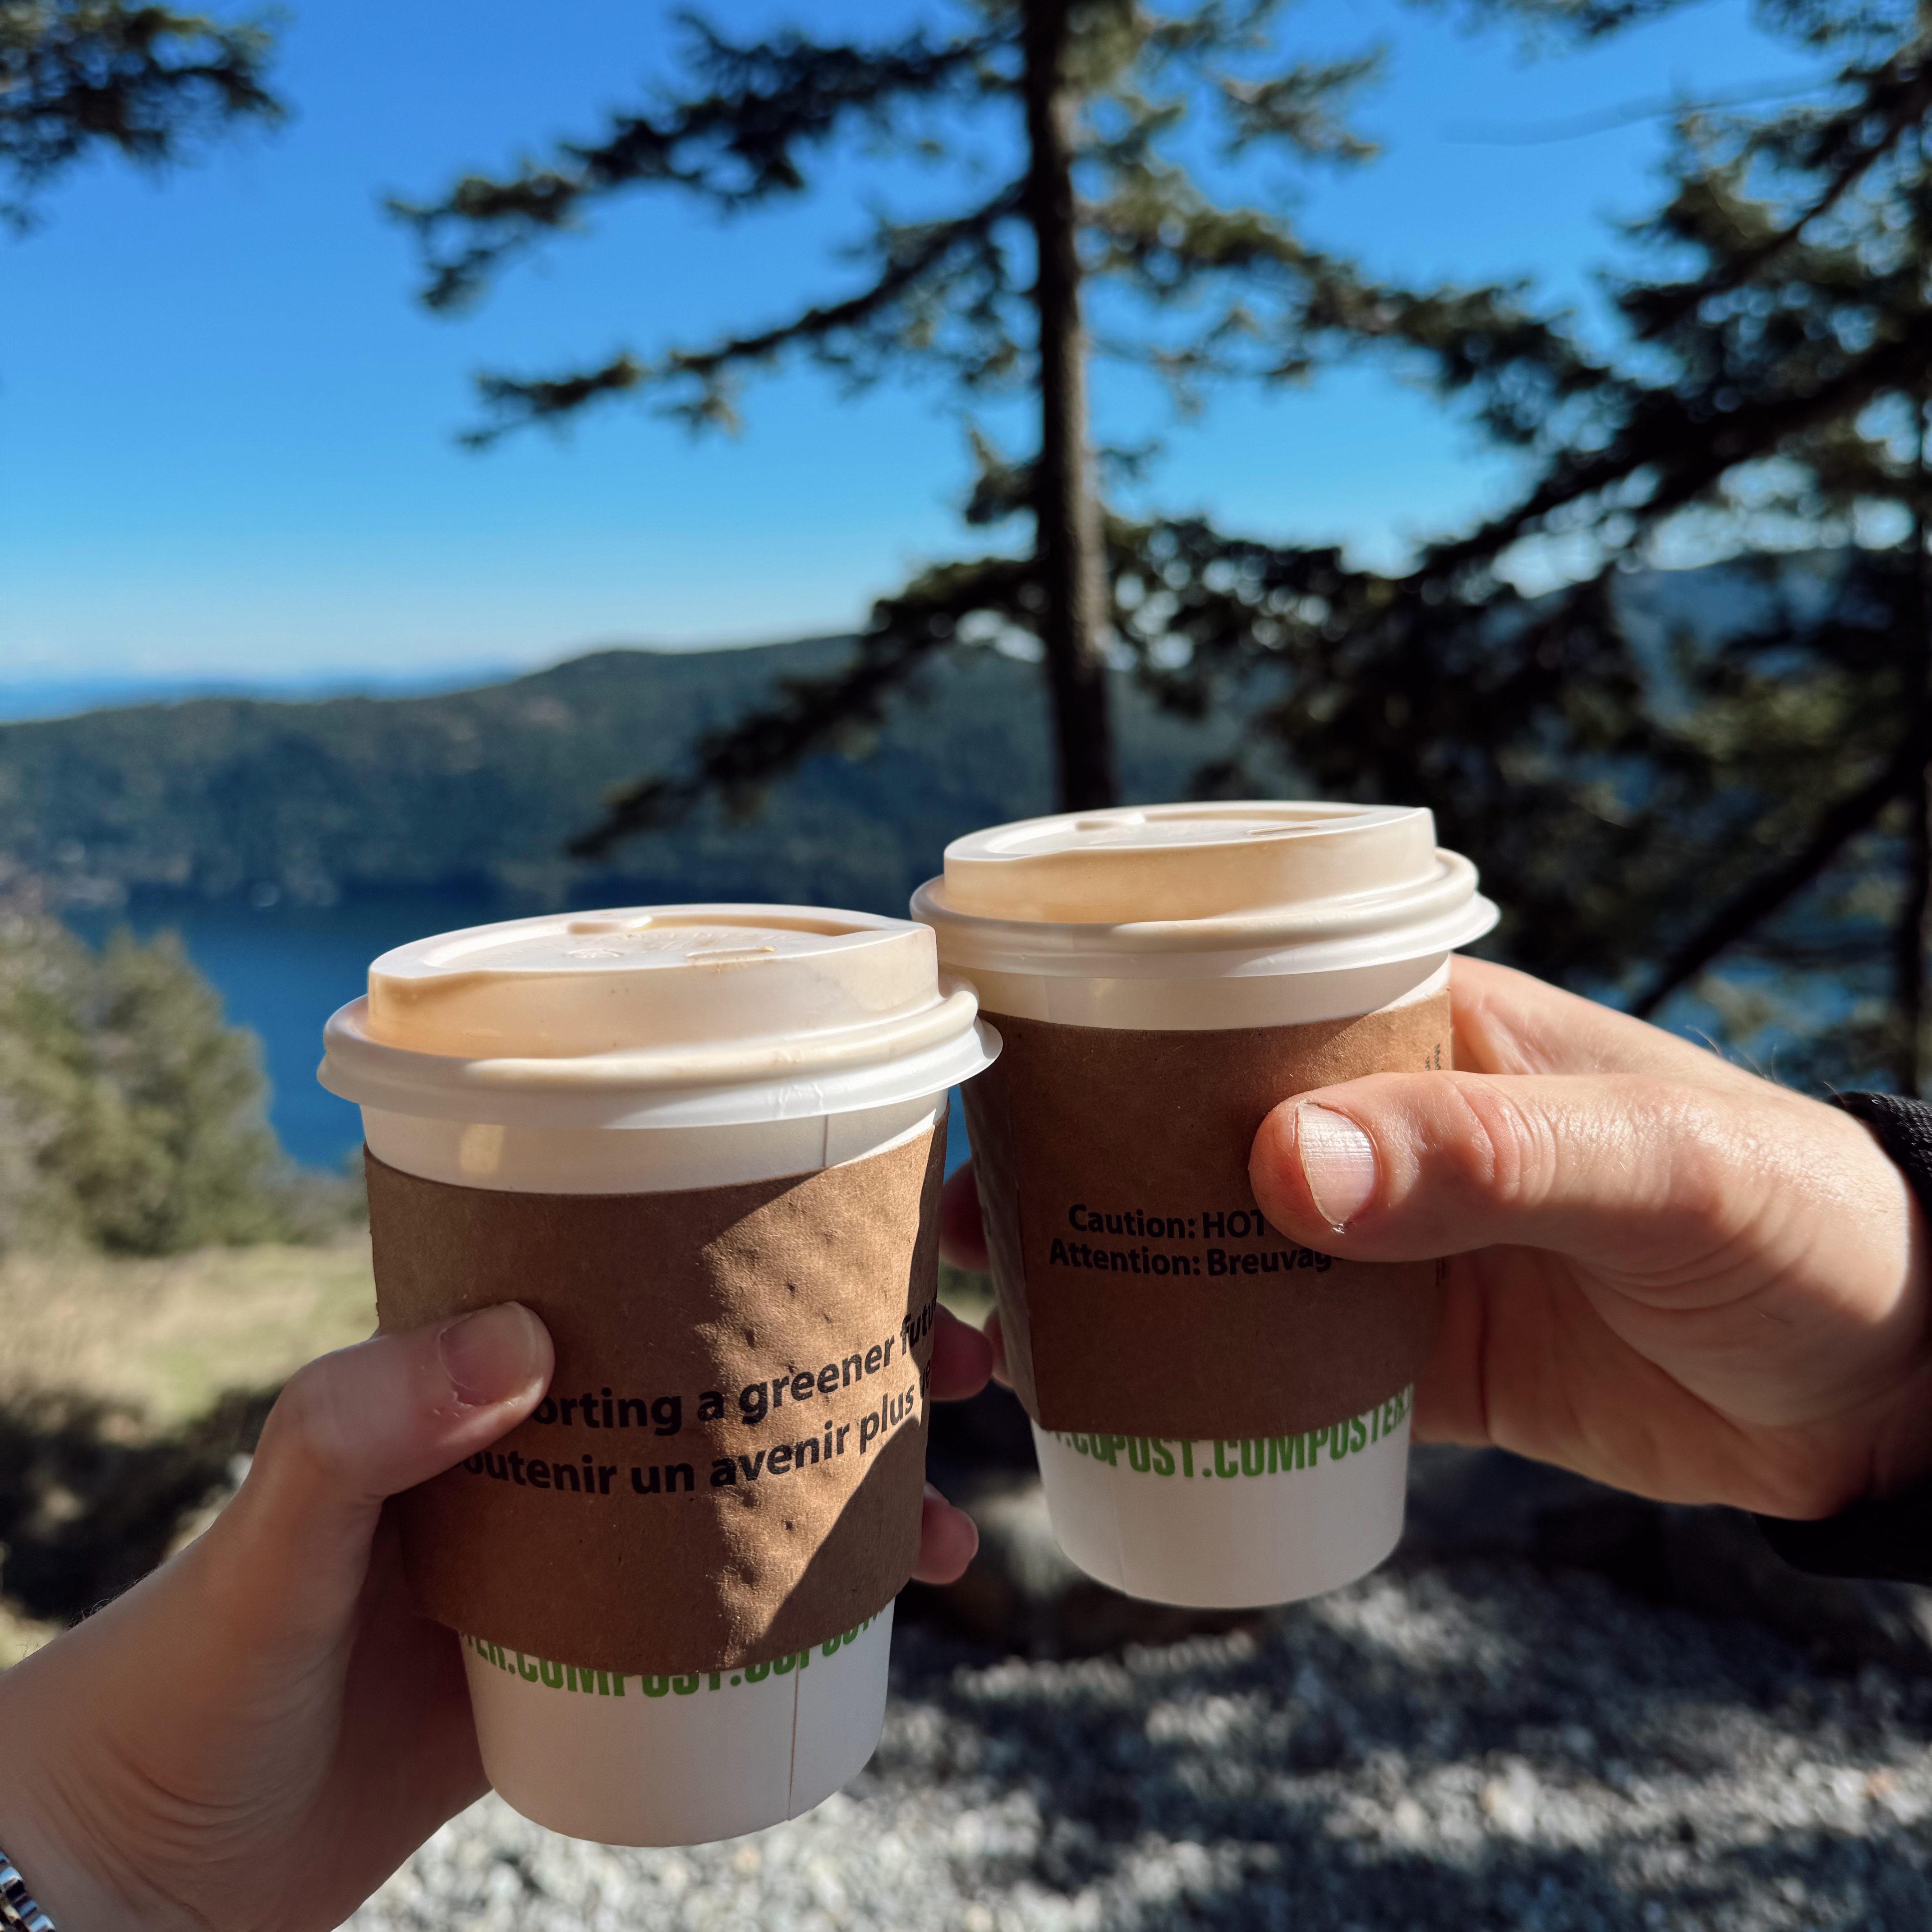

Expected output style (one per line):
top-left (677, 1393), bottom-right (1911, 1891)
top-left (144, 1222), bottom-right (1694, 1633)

top-left (327, 983), bottom-right (981, 1089)
top-left (914, 849), bottom-right (1491, 954)
top-left (320, 1017), bottom-right (1002, 1130)
top-left (917, 900), bottom-right (1498, 981)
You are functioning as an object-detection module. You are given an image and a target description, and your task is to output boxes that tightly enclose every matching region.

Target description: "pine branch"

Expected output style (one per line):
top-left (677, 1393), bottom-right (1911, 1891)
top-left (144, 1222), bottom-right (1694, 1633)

top-left (461, 356), bottom-right (647, 449)
top-left (461, 188), bottom-right (1026, 445)
top-left (1425, 302), bottom-right (1932, 580)
top-left (1629, 729), bottom-right (1925, 1017)
top-left (1081, 165), bottom-right (1375, 404)
top-left (1373, 284), bottom-right (1618, 452)
top-left (391, 15), bottom-right (1008, 313)
top-left (1083, 153), bottom-right (1314, 294)
top-left (1215, 49), bottom-right (1385, 163)
top-left (1080, 147), bottom-right (1603, 427)
top-left (567, 555), bottom-right (1033, 857)
top-left (1137, 1), bottom-right (1296, 60)
top-left (0, 0), bottom-right (281, 226)
top-left (1419, 0), bottom-right (1714, 47)
top-left (1623, 42), bottom-right (1932, 342)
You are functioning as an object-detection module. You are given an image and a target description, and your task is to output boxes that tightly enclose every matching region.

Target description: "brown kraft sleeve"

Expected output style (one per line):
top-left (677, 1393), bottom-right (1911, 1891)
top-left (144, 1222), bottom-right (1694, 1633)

top-left (959, 995), bottom-right (1449, 1439)
top-left (366, 1125), bottom-right (943, 1677)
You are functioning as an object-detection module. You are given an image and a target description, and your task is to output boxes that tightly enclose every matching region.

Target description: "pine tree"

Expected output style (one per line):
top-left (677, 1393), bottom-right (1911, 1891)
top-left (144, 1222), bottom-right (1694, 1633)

top-left (0, 0), bottom-right (280, 229)
top-left (393, 0), bottom-right (1551, 828)
top-left (1089, 0), bottom-right (1932, 1093)
top-left (1189, 0), bottom-right (1932, 1090)
top-left (403, 0), bottom-right (1932, 1092)
top-left (0, 911), bottom-right (298, 1252)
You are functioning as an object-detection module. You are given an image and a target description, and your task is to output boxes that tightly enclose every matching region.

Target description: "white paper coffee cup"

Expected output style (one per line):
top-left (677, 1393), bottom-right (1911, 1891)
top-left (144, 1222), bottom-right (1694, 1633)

top-left (318, 904), bottom-right (997, 1845)
top-left (912, 804), bottom-right (1496, 1609)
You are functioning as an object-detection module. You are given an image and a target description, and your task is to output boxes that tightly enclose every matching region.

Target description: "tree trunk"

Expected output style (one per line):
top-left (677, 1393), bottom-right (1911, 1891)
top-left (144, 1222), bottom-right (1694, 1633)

top-left (1896, 396), bottom-right (1932, 1094)
top-left (1022, 0), bottom-right (1116, 812)
top-left (1899, 760), bottom-right (1929, 1094)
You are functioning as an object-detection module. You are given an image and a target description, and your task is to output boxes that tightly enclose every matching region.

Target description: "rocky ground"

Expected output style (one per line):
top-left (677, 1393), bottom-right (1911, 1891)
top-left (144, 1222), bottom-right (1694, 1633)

top-left (4, 1251), bottom-right (1927, 1932)
top-left (345, 1421), bottom-right (1932, 1932)
top-left (346, 1553), bottom-right (1932, 1932)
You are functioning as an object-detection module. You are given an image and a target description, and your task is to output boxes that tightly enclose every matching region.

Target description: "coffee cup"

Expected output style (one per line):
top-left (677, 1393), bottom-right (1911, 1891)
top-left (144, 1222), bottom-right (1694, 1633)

top-left (912, 804), bottom-right (1495, 1608)
top-left (318, 904), bottom-right (996, 1845)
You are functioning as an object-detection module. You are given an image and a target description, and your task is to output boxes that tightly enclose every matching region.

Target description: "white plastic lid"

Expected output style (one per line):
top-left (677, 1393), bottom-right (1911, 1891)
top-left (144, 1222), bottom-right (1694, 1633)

top-left (912, 802), bottom-right (1497, 978)
top-left (318, 904), bottom-right (998, 1128)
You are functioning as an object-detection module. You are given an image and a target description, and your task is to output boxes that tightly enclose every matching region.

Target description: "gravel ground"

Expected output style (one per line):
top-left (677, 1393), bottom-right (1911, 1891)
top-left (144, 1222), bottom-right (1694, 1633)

top-left (345, 1555), bottom-right (1932, 1932)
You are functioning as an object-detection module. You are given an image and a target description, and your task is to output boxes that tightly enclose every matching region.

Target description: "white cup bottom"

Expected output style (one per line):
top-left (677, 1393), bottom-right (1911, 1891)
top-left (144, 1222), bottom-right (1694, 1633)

top-left (463, 1604), bottom-right (894, 1845)
top-left (1031, 1396), bottom-right (1412, 1608)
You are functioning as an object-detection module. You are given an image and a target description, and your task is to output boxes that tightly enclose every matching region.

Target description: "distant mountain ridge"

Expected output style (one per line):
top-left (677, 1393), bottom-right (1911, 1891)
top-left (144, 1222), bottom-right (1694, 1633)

top-left (0, 639), bottom-right (1240, 918)
top-left (0, 560), bottom-right (1817, 922)
top-left (0, 662), bottom-right (526, 723)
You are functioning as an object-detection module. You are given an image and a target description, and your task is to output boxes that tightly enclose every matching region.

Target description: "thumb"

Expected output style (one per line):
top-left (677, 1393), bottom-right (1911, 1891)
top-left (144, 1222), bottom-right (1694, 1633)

top-left (1249, 1069), bottom-right (1774, 1282)
top-left (202, 1304), bottom-right (552, 1642)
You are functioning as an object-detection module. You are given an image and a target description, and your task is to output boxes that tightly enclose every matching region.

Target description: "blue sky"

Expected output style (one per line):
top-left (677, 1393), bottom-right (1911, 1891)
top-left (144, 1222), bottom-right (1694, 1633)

top-left (1, 0), bottom-right (1805, 689)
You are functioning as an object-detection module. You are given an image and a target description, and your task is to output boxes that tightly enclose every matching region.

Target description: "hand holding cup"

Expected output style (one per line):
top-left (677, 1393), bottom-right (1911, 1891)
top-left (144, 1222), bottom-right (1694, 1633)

top-left (0, 1301), bottom-right (989, 1931)
top-left (1247, 955), bottom-right (1932, 1517)
top-left (948, 954), bottom-right (1932, 1518)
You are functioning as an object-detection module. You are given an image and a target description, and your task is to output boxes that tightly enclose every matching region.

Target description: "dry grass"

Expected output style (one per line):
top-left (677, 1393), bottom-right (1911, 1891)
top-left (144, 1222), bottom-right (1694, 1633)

top-left (0, 1236), bottom-right (377, 1429)
top-left (0, 1600), bottom-right (59, 1669)
top-left (1, 1248), bottom-right (984, 1426)
top-left (0, 1237), bottom-right (376, 1667)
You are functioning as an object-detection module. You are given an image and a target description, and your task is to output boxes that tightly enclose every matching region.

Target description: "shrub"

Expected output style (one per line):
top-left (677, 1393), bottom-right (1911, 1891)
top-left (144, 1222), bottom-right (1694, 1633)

top-left (0, 911), bottom-right (305, 1253)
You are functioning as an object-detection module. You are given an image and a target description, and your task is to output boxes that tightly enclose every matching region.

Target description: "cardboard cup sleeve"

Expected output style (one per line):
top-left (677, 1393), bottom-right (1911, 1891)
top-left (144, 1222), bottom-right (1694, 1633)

top-left (962, 994), bottom-right (1451, 1440)
top-left (367, 1127), bottom-right (945, 1677)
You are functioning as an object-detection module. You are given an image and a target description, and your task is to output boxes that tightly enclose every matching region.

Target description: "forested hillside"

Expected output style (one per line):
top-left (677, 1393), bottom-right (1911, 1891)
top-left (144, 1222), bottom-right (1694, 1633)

top-left (0, 561), bottom-right (1813, 928)
top-left (0, 639), bottom-right (1243, 915)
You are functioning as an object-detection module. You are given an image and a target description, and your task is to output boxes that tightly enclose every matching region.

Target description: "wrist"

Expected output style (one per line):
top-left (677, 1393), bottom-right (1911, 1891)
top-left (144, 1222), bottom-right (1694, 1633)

top-left (1868, 1350), bottom-right (1932, 1500)
top-left (1, 1849), bottom-right (55, 1932)
top-left (1831, 1090), bottom-right (1932, 1498)
top-left (0, 1651), bottom-right (170, 1932)
top-left (0, 1791), bottom-right (92, 1932)
top-left (0, 1809), bottom-right (152, 1932)
top-left (0, 1761), bottom-right (110, 1932)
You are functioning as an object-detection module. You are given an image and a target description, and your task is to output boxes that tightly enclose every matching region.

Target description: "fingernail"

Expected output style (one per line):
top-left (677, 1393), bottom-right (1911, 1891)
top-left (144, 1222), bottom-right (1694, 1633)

top-left (923, 1481), bottom-right (946, 1505)
top-left (439, 1303), bottom-right (547, 1408)
top-left (1297, 1104), bottom-right (1378, 1231)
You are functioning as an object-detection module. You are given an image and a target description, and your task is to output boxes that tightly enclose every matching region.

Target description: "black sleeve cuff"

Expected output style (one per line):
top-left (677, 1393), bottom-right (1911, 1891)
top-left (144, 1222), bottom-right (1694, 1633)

top-left (1756, 1483), bottom-right (1932, 1585)
top-left (1752, 1091), bottom-right (1932, 1586)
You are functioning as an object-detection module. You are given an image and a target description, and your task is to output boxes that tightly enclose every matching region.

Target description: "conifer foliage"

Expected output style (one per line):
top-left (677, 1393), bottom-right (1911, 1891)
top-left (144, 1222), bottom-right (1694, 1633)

top-left (405, 0), bottom-right (1932, 1090)
top-left (1242, 0), bottom-right (1932, 1088)
top-left (0, 0), bottom-right (279, 229)
top-left (395, 0), bottom-right (1547, 826)
top-left (0, 911), bottom-right (301, 1253)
